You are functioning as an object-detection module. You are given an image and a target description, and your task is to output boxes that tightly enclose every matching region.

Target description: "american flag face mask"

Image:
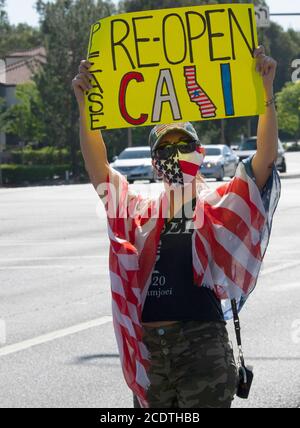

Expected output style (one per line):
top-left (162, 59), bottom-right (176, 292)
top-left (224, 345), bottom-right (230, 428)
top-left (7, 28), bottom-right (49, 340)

top-left (153, 144), bottom-right (206, 187)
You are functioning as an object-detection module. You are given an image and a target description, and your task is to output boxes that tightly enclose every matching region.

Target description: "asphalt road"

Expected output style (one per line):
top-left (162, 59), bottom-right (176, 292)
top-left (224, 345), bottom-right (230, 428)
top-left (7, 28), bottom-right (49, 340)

top-left (0, 153), bottom-right (300, 408)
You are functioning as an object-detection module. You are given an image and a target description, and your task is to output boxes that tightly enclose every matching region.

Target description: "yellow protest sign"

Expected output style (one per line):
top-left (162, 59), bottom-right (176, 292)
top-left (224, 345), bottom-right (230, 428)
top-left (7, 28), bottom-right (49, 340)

top-left (85, 3), bottom-right (265, 131)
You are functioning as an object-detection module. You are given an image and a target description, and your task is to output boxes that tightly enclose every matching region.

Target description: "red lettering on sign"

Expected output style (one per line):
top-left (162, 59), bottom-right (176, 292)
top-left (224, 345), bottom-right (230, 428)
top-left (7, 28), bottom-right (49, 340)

top-left (119, 72), bottom-right (148, 125)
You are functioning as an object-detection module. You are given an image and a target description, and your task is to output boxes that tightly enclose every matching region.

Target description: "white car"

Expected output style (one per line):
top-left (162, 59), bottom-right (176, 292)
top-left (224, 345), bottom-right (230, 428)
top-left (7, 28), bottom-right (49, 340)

top-left (201, 145), bottom-right (239, 181)
top-left (110, 147), bottom-right (157, 183)
top-left (235, 137), bottom-right (287, 173)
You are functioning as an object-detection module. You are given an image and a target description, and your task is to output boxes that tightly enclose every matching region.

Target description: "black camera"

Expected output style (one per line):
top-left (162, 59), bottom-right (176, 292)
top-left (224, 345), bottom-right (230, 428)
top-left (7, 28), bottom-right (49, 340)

top-left (236, 364), bottom-right (254, 399)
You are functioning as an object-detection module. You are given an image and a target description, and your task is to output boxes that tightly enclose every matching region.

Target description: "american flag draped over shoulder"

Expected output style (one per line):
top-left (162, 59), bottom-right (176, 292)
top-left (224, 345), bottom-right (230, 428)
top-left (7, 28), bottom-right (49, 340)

top-left (97, 154), bottom-right (281, 408)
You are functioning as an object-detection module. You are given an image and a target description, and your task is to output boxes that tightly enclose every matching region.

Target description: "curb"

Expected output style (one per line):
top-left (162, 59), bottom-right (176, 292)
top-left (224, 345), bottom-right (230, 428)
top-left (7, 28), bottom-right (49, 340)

top-left (279, 173), bottom-right (300, 180)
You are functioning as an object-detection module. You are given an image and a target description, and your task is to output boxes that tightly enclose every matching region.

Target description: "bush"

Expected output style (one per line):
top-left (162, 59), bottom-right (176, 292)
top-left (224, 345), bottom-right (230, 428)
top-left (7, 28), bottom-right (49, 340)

top-left (0, 164), bottom-right (72, 185)
top-left (284, 142), bottom-right (300, 152)
top-left (10, 147), bottom-right (70, 165)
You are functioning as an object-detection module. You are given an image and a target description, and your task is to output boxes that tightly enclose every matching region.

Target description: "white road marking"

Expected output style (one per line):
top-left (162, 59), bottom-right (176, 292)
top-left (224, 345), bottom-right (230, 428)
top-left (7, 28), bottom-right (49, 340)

top-left (281, 178), bottom-right (300, 184)
top-left (1, 261), bottom-right (299, 356)
top-left (1, 260), bottom-right (300, 273)
top-left (268, 251), bottom-right (300, 256)
top-left (260, 261), bottom-right (300, 276)
top-left (272, 282), bottom-right (300, 292)
top-left (0, 316), bottom-right (113, 357)
top-left (0, 240), bottom-right (108, 247)
top-left (0, 265), bottom-right (105, 270)
top-left (0, 255), bottom-right (108, 262)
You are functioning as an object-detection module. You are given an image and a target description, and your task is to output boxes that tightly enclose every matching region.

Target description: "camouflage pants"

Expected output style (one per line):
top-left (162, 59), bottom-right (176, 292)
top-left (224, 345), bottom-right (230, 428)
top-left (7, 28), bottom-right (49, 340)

top-left (134, 321), bottom-right (239, 408)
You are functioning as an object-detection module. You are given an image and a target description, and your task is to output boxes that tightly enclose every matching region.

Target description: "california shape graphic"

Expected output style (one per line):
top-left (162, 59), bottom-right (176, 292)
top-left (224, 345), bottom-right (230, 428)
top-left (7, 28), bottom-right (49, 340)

top-left (184, 66), bottom-right (217, 119)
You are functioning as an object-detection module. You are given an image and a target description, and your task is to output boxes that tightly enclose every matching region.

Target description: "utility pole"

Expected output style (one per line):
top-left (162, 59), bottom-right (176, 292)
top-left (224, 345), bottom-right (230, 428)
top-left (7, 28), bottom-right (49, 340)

top-left (128, 128), bottom-right (133, 147)
top-left (247, 119), bottom-right (252, 139)
top-left (270, 13), bottom-right (300, 16)
top-left (256, 5), bottom-right (300, 28)
top-left (221, 120), bottom-right (226, 146)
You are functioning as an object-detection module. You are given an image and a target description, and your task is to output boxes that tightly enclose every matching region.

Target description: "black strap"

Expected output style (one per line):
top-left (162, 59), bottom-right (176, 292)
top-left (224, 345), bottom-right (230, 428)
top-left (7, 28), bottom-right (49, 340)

top-left (231, 298), bottom-right (245, 367)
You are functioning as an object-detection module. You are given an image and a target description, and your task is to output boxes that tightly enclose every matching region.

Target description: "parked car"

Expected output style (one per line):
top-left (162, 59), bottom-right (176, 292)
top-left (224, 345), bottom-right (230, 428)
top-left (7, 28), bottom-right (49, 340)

top-left (200, 145), bottom-right (239, 181)
top-left (110, 147), bottom-right (158, 183)
top-left (235, 137), bottom-right (287, 173)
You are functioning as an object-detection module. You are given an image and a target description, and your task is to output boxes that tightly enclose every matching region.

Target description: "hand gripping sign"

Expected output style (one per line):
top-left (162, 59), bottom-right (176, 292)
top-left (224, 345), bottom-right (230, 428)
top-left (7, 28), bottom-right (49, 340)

top-left (85, 3), bottom-right (265, 131)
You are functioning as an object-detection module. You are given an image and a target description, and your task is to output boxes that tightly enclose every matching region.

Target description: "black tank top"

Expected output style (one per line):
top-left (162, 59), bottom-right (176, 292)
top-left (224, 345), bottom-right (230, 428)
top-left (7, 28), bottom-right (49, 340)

top-left (141, 198), bottom-right (225, 323)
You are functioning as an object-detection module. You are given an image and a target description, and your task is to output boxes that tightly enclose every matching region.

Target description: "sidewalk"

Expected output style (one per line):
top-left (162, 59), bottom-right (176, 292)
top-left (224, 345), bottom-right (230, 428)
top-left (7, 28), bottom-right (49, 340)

top-left (281, 151), bottom-right (300, 179)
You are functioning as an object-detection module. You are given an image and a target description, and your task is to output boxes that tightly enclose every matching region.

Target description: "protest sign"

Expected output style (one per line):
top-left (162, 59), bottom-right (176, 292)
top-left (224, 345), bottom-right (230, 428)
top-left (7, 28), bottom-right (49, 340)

top-left (85, 3), bottom-right (265, 131)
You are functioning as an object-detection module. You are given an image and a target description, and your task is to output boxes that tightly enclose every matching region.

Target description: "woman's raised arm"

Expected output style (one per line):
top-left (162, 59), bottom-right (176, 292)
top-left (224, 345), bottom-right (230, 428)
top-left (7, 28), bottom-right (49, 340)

top-left (252, 45), bottom-right (279, 192)
top-left (72, 59), bottom-right (110, 189)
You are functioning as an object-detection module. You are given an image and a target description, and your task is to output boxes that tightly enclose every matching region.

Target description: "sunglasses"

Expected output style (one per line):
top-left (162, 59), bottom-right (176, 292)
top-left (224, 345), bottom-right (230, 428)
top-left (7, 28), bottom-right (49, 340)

top-left (153, 139), bottom-right (200, 160)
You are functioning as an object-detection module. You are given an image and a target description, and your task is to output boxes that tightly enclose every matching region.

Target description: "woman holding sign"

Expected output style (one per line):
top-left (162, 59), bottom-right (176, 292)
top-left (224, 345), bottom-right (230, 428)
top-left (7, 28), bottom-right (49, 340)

top-left (72, 45), bottom-right (281, 408)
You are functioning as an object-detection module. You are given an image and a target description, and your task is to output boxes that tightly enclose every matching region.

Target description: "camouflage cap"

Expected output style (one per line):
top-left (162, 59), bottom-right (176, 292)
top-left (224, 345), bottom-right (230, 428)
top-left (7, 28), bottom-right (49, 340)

top-left (149, 122), bottom-right (200, 156)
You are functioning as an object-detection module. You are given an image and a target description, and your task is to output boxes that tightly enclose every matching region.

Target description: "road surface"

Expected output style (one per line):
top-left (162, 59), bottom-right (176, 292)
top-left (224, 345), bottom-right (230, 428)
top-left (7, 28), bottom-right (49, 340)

top-left (0, 154), bottom-right (300, 408)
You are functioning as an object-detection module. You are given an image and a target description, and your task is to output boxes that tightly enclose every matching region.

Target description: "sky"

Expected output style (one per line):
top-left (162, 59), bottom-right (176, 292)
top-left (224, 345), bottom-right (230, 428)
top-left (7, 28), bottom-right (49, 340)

top-left (5, 0), bottom-right (300, 31)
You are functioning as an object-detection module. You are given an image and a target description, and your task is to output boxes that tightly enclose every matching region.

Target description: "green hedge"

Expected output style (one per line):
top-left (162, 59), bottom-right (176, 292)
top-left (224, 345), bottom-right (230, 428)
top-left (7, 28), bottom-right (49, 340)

top-left (0, 164), bottom-right (72, 185)
top-left (10, 147), bottom-right (70, 165)
top-left (285, 143), bottom-right (300, 152)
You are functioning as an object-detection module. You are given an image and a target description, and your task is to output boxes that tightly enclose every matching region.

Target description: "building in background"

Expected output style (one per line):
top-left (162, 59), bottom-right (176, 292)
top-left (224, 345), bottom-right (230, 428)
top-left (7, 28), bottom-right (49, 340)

top-left (0, 47), bottom-right (46, 151)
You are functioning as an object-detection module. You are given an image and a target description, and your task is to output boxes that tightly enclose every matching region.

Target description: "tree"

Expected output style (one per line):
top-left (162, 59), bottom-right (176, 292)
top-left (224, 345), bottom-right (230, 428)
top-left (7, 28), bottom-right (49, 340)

top-left (0, 0), bottom-right (8, 26)
top-left (260, 22), bottom-right (300, 94)
top-left (277, 82), bottom-right (300, 141)
top-left (35, 0), bottom-right (116, 177)
top-left (0, 0), bottom-right (9, 56)
top-left (0, 82), bottom-right (45, 146)
top-left (0, 24), bottom-right (43, 59)
top-left (0, 0), bottom-right (43, 58)
top-left (119, 0), bottom-right (266, 13)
